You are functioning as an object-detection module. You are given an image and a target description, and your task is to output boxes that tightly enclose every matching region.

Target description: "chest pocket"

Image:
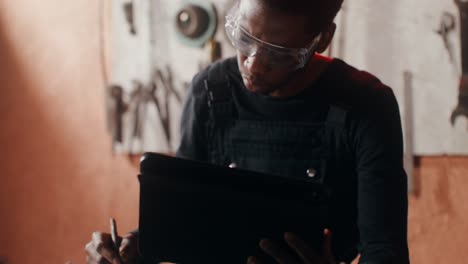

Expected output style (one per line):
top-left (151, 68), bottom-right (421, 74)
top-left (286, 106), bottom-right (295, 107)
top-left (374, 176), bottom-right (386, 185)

top-left (227, 120), bottom-right (328, 183)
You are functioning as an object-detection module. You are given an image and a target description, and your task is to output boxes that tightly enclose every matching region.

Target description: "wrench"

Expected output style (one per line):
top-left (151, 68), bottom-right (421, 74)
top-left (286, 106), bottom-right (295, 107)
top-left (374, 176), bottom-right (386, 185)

top-left (451, 0), bottom-right (468, 125)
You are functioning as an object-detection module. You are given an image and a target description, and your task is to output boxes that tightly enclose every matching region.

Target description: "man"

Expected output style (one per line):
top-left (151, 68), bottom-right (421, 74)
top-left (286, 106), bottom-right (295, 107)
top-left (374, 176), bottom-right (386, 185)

top-left (86, 0), bottom-right (410, 263)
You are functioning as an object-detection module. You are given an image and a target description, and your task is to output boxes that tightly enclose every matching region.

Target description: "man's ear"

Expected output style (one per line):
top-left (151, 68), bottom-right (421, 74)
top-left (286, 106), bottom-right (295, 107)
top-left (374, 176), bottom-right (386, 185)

top-left (315, 22), bottom-right (336, 54)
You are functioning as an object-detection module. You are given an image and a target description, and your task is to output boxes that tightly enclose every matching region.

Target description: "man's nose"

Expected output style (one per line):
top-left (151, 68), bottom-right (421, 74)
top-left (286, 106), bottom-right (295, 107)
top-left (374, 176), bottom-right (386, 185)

top-left (244, 51), bottom-right (270, 76)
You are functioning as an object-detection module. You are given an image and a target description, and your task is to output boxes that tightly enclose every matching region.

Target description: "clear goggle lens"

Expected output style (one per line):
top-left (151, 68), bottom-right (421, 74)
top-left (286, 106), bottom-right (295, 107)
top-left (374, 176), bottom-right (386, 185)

top-left (225, 7), bottom-right (321, 70)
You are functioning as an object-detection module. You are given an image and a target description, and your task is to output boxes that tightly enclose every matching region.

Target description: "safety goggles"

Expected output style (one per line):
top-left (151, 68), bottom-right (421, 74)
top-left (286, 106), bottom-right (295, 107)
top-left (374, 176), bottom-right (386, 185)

top-left (225, 6), bottom-right (322, 71)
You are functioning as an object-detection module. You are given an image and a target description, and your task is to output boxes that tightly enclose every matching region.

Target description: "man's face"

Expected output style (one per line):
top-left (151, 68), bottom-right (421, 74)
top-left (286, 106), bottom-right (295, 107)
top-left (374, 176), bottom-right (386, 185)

top-left (235, 0), bottom-right (320, 95)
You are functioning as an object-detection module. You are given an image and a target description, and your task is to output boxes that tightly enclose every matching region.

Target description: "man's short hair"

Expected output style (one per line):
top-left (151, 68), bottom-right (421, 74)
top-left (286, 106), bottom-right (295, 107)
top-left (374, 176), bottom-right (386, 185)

top-left (259, 0), bottom-right (344, 33)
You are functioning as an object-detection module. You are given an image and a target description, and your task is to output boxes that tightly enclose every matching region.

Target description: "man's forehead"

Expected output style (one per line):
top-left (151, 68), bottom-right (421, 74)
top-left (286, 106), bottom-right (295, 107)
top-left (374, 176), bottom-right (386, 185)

top-left (238, 0), bottom-right (266, 25)
top-left (237, 0), bottom-right (311, 47)
top-left (238, 0), bottom-right (291, 32)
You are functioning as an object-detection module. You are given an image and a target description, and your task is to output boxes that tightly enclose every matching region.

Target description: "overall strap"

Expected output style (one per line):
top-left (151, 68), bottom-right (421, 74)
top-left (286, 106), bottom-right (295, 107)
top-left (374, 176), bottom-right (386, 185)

top-left (325, 104), bottom-right (348, 130)
top-left (323, 103), bottom-right (350, 177)
top-left (203, 63), bottom-right (234, 122)
top-left (203, 62), bottom-right (234, 165)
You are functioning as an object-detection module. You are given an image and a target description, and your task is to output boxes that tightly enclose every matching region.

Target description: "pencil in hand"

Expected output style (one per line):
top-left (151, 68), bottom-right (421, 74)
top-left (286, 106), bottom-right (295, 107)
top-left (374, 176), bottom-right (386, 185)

top-left (110, 217), bottom-right (123, 264)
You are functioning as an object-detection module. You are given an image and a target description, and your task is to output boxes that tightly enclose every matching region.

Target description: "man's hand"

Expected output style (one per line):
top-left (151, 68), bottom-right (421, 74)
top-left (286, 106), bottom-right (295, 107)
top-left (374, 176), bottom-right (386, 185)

top-left (248, 229), bottom-right (335, 264)
top-left (85, 231), bottom-right (139, 264)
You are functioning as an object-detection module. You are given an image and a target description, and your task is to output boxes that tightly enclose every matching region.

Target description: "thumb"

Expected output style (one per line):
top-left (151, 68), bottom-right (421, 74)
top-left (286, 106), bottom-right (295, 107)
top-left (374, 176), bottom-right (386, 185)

top-left (322, 229), bottom-right (335, 263)
top-left (119, 236), bottom-right (130, 252)
top-left (112, 257), bottom-right (123, 264)
top-left (119, 234), bottom-right (138, 262)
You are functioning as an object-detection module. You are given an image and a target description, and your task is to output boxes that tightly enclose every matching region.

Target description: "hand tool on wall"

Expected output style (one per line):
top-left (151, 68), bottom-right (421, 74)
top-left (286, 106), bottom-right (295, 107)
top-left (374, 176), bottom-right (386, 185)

top-left (128, 80), bottom-right (146, 151)
top-left (176, 4), bottom-right (211, 40)
top-left (175, 0), bottom-right (222, 64)
top-left (153, 67), bottom-right (183, 150)
top-left (109, 85), bottom-right (128, 143)
top-left (451, 0), bottom-right (468, 125)
top-left (122, 67), bottom-right (184, 153)
top-left (436, 12), bottom-right (457, 68)
top-left (403, 71), bottom-right (415, 193)
top-left (208, 37), bottom-right (222, 62)
top-left (175, 0), bottom-right (218, 48)
top-left (123, 0), bottom-right (137, 35)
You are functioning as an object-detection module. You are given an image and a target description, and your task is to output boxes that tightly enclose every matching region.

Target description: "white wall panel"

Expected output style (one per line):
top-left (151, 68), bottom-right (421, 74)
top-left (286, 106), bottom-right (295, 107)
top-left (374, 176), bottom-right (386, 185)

top-left (111, 0), bottom-right (468, 155)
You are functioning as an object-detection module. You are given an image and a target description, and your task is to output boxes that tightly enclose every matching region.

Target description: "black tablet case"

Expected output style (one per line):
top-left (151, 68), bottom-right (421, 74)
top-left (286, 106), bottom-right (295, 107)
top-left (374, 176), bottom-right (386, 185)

top-left (138, 152), bottom-right (330, 264)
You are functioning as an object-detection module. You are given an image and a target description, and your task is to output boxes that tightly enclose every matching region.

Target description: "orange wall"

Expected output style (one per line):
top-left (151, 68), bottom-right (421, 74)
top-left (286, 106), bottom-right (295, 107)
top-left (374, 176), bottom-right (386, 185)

top-left (0, 0), bottom-right (139, 263)
top-left (408, 157), bottom-right (468, 263)
top-left (0, 1), bottom-right (467, 264)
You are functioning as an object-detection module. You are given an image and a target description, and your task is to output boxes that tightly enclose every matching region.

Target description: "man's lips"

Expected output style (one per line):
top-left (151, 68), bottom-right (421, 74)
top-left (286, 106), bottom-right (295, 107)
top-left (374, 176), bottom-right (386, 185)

top-left (242, 75), bottom-right (265, 87)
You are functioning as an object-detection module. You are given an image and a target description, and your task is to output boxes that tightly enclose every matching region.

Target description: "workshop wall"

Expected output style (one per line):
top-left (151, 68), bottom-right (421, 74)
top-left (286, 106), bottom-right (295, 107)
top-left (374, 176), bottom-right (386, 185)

top-left (110, 0), bottom-right (468, 156)
top-left (108, 0), bottom-right (237, 154)
top-left (332, 0), bottom-right (468, 155)
top-left (0, 0), bottom-right (139, 263)
top-left (0, 1), bottom-right (467, 264)
top-left (408, 157), bottom-right (468, 264)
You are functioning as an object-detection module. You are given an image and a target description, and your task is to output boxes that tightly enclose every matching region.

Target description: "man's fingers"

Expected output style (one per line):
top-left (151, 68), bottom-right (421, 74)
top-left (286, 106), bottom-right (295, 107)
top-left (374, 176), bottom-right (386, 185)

top-left (247, 256), bottom-right (266, 264)
top-left (85, 241), bottom-right (94, 255)
top-left (260, 239), bottom-right (298, 264)
top-left (284, 232), bottom-right (320, 264)
top-left (91, 232), bottom-right (120, 263)
top-left (119, 234), bottom-right (138, 262)
top-left (322, 229), bottom-right (334, 261)
top-left (96, 243), bottom-right (120, 264)
top-left (85, 241), bottom-right (111, 264)
top-left (119, 239), bottom-right (132, 262)
top-left (85, 251), bottom-right (111, 264)
top-left (119, 236), bottom-right (131, 249)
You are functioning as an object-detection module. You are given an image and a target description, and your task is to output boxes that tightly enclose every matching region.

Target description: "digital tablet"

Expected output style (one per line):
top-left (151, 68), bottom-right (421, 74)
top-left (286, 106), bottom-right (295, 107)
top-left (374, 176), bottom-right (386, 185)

top-left (138, 152), bottom-right (330, 264)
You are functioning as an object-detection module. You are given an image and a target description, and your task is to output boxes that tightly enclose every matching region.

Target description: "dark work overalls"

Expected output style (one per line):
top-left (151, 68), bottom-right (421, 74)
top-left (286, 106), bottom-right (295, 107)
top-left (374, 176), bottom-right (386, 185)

top-left (202, 64), bottom-right (360, 264)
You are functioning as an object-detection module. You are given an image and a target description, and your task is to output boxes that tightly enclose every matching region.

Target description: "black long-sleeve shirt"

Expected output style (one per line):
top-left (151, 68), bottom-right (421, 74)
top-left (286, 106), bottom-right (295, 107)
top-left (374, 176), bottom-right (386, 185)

top-left (176, 57), bottom-right (410, 264)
